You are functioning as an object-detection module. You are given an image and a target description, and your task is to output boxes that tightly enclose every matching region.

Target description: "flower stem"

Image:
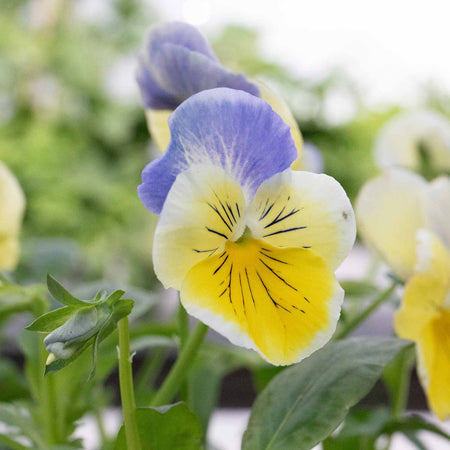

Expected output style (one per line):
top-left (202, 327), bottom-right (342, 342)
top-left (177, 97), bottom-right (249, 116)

top-left (335, 283), bottom-right (397, 340)
top-left (151, 321), bottom-right (208, 407)
top-left (118, 317), bottom-right (141, 450)
top-left (178, 303), bottom-right (189, 349)
top-left (40, 337), bottom-right (58, 445)
top-left (392, 351), bottom-right (414, 419)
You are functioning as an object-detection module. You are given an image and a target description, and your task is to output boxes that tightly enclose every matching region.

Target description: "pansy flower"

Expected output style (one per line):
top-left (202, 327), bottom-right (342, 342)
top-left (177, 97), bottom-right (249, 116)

top-left (0, 162), bottom-right (25, 271)
top-left (356, 169), bottom-right (450, 280)
top-left (136, 21), bottom-right (303, 165)
top-left (394, 229), bottom-right (450, 421)
top-left (356, 170), bottom-right (450, 419)
top-left (374, 110), bottom-right (450, 177)
top-left (139, 88), bottom-right (356, 365)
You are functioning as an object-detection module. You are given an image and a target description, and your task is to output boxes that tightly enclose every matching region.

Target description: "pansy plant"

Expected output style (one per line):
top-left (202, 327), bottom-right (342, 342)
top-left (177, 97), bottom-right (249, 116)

top-left (136, 21), bottom-right (304, 168)
top-left (357, 170), bottom-right (450, 420)
top-left (139, 88), bottom-right (355, 365)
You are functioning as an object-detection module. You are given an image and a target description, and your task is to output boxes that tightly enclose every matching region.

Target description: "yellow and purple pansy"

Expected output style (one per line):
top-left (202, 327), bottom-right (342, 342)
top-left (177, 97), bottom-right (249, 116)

top-left (136, 21), bottom-right (303, 164)
top-left (139, 88), bottom-right (356, 365)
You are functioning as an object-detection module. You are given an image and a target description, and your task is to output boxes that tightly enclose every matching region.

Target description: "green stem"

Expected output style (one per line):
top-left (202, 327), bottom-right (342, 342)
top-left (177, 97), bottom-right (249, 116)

top-left (40, 337), bottom-right (59, 446)
top-left (151, 321), bottom-right (208, 407)
top-left (392, 353), bottom-right (414, 419)
top-left (177, 302), bottom-right (189, 401)
top-left (118, 317), bottom-right (141, 450)
top-left (136, 347), bottom-right (166, 394)
top-left (178, 303), bottom-right (189, 349)
top-left (335, 283), bottom-right (397, 340)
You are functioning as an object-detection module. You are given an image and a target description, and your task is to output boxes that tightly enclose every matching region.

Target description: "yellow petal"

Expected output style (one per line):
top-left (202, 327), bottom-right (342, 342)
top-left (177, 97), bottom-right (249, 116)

top-left (145, 109), bottom-right (172, 152)
top-left (395, 230), bottom-right (450, 340)
top-left (248, 170), bottom-right (355, 270)
top-left (153, 164), bottom-right (246, 290)
top-left (181, 237), bottom-right (343, 365)
top-left (416, 311), bottom-right (450, 421)
top-left (256, 81), bottom-right (304, 169)
top-left (0, 162), bottom-right (26, 236)
top-left (356, 169), bottom-right (428, 280)
top-left (0, 235), bottom-right (20, 271)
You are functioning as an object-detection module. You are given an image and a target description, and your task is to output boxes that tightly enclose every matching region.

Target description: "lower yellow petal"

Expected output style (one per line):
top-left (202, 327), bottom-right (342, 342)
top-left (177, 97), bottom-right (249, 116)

top-left (180, 236), bottom-right (343, 365)
top-left (257, 81), bottom-right (303, 169)
top-left (145, 109), bottom-right (172, 152)
top-left (395, 231), bottom-right (450, 340)
top-left (416, 311), bottom-right (450, 421)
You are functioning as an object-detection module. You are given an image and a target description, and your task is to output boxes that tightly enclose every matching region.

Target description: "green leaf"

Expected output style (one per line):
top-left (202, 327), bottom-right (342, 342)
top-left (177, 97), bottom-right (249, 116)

top-left (0, 285), bottom-right (35, 321)
top-left (26, 306), bottom-right (76, 332)
top-left (252, 365), bottom-right (285, 393)
top-left (0, 402), bottom-right (46, 448)
top-left (0, 360), bottom-right (29, 402)
top-left (114, 403), bottom-right (202, 450)
top-left (382, 345), bottom-right (416, 416)
top-left (47, 274), bottom-right (88, 307)
top-left (242, 337), bottom-right (411, 450)
top-left (323, 407), bottom-right (390, 450)
top-left (188, 343), bottom-right (258, 435)
top-left (0, 434), bottom-right (28, 450)
top-left (382, 415), bottom-right (450, 441)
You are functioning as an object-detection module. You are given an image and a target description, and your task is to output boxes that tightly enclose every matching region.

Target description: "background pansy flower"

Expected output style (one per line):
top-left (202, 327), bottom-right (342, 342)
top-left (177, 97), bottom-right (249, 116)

top-left (374, 110), bottom-right (450, 177)
top-left (395, 229), bottom-right (450, 421)
top-left (136, 21), bottom-right (303, 165)
top-left (292, 142), bottom-right (324, 173)
top-left (139, 88), bottom-right (356, 365)
top-left (0, 162), bottom-right (26, 271)
top-left (355, 169), bottom-right (450, 280)
top-left (357, 171), bottom-right (450, 419)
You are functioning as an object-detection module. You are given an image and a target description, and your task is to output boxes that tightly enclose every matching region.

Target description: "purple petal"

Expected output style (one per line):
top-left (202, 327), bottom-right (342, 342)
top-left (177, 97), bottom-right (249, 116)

top-left (138, 88), bottom-right (297, 214)
top-left (136, 22), bottom-right (259, 110)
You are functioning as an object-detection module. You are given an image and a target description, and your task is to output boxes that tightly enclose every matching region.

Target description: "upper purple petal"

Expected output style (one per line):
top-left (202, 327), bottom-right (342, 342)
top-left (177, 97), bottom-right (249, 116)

top-left (136, 22), bottom-right (259, 110)
top-left (138, 88), bottom-right (297, 214)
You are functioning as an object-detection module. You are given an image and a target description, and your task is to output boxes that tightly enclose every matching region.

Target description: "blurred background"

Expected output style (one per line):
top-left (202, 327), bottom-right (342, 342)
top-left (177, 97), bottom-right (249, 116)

top-left (1, 1), bottom-right (450, 446)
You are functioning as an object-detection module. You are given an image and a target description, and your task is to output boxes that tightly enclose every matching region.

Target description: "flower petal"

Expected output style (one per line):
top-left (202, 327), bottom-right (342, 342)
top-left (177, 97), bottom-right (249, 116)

top-left (426, 175), bottom-right (450, 249)
top-left (247, 170), bottom-right (355, 270)
top-left (180, 237), bottom-right (343, 365)
top-left (395, 230), bottom-right (450, 340)
top-left (374, 110), bottom-right (450, 172)
top-left (416, 311), bottom-right (450, 421)
top-left (137, 22), bottom-right (258, 111)
top-left (138, 88), bottom-right (297, 214)
top-left (257, 81), bottom-right (303, 166)
top-left (151, 44), bottom-right (259, 104)
top-left (153, 164), bottom-right (246, 290)
top-left (145, 109), bottom-right (172, 151)
top-left (356, 169), bottom-right (428, 280)
top-left (0, 162), bottom-right (26, 236)
top-left (0, 236), bottom-right (20, 271)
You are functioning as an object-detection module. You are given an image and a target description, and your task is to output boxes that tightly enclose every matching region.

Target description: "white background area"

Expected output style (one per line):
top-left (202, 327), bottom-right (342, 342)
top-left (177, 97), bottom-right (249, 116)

top-left (152, 0), bottom-right (450, 108)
